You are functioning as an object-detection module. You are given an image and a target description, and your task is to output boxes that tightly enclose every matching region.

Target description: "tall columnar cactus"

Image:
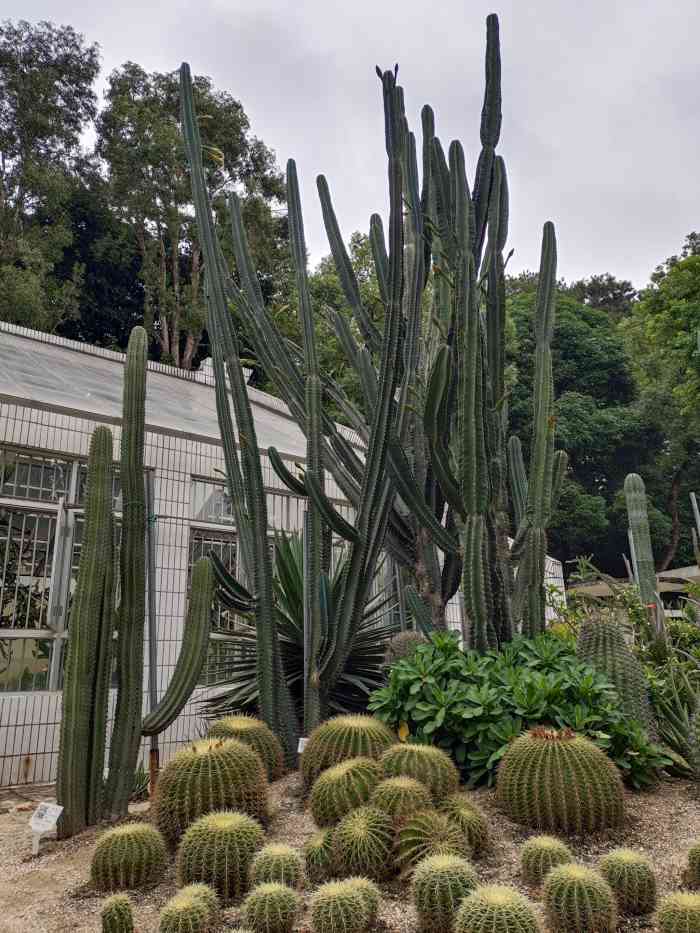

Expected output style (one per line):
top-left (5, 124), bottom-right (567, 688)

top-left (509, 224), bottom-right (568, 636)
top-left (56, 425), bottom-right (115, 838)
top-left (106, 326), bottom-right (148, 818)
top-left (577, 615), bottom-right (655, 730)
top-left (57, 327), bottom-right (217, 837)
top-left (180, 65), bottom-right (299, 760)
top-left (624, 473), bottom-right (664, 636)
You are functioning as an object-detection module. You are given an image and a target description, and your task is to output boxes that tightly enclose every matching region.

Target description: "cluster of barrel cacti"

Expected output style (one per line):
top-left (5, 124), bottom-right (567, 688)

top-left (57, 325), bottom-right (216, 838)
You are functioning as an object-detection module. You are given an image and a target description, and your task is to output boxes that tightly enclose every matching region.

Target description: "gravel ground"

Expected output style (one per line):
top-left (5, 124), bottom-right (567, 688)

top-left (0, 776), bottom-right (697, 932)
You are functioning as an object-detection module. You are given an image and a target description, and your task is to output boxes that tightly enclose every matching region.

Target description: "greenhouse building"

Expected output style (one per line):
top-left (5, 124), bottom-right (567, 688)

top-left (0, 321), bottom-right (565, 787)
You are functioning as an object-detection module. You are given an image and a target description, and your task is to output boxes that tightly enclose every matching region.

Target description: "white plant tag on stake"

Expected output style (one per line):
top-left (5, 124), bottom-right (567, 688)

top-left (29, 802), bottom-right (63, 855)
top-left (297, 737), bottom-right (308, 753)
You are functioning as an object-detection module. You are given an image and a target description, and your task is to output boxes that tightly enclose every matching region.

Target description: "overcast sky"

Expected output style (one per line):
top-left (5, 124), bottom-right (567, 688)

top-left (12, 0), bottom-right (700, 285)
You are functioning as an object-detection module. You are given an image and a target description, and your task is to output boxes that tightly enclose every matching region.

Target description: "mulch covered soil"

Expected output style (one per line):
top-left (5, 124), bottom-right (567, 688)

top-left (0, 776), bottom-right (697, 932)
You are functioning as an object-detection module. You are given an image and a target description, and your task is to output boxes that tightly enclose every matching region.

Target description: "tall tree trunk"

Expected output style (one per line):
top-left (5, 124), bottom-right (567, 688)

top-left (658, 462), bottom-right (688, 571)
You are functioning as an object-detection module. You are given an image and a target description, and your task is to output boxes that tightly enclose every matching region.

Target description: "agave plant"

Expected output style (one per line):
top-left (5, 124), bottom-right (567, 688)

top-left (203, 532), bottom-right (399, 719)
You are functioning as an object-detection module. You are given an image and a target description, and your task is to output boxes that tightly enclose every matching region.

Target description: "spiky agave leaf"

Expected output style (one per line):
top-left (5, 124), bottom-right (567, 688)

top-left (203, 532), bottom-right (399, 719)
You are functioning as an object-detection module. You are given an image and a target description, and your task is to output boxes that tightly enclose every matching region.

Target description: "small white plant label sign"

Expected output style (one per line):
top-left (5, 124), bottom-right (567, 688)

top-left (29, 802), bottom-right (63, 855)
top-left (297, 737), bottom-right (308, 753)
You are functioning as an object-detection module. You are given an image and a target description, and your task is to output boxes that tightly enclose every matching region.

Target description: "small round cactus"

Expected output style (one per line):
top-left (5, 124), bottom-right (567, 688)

top-left (176, 810), bottom-right (264, 904)
top-left (380, 743), bottom-right (460, 802)
top-left (208, 714), bottom-right (284, 781)
top-left (520, 836), bottom-right (573, 886)
top-left (439, 793), bottom-right (490, 855)
top-left (343, 877), bottom-right (381, 916)
top-left (250, 843), bottom-right (306, 889)
top-left (301, 715), bottom-right (396, 789)
top-left (543, 863), bottom-right (617, 932)
top-left (153, 738), bottom-right (269, 844)
top-left (455, 884), bottom-right (541, 933)
top-left (412, 853), bottom-right (478, 931)
top-left (310, 879), bottom-right (379, 933)
top-left (310, 757), bottom-right (383, 826)
top-left (685, 841), bottom-right (700, 888)
top-left (657, 892), bottom-right (700, 932)
top-left (370, 776), bottom-right (432, 824)
top-left (304, 830), bottom-right (334, 884)
top-left (91, 823), bottom-right (167, 891)
top-left (396, 809), bottom-right (471, 871)
top-left (331, 805), bottom-right (394, 880)
top-left (599, 847), bottom-right (656, 915)
top-left (101, 894), bottom-right (134, 933)
top-left (242, 882), bottom-right (301, 933)
top-left (159, 884), bottom-right (220, 933)
top-left (496, 727), bottom-right (624, 833)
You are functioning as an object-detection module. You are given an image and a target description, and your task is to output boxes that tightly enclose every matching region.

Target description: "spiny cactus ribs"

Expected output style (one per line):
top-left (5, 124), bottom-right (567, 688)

top-left (208, 715), bottom-right (284, 781)
top-left (250, 844), bottom-right (306, 889)
top-left (577, 616), bottom-right (655, 730)
top-left (439, 793), bottom-right (490, 855)
top-left (384, 631), bottom-right (426, 667)
top-left (686, 842), bottom-right (700, 889)
top-left (412, 853), bottom-right (478, 932)
top-left (304, 830), bottom-right (334, 884)
top-left (656, 892), bottom-right (700, 932)
top-left (599, 848), bottom-right (656, 915)
top-left (91, 823), bottom-right (167, 891)
top-left (101, 894), bottom-right (134, 933)
top-left (159, 883), bottom-right (220, 933)
top-left (310, 879), bottom-right (380, 933)
top-left (520, 835), bottom-right (572, 886)
top-left (153, 738), bottom-right (269, 844)
top-left (331, 805), bottom-right (394, 880)
top-left (455, 884), bottom-right (541, 933)
top-left (176, 810), bottom-right (264, 904)
top-left (380, 743), bottom-right (460, 802)
top-left (370, 775), bottom-right (432, 823)
top-left (242, 882), bottom-right (301, 933)
top-left (496, 727), bottom-right (624, 833)
top-left (310, 757), bottom-right (383, 826)
top-left (396, 809), bottom-right (471, 871)
top-left (301, 716), bottom-right (396, 789)
top-left (543, 863), bottom-right (617, 932)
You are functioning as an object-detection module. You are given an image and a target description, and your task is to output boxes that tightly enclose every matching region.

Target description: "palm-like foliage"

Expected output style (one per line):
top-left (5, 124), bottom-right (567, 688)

top-left (203, 532), bottom-right (399, 720)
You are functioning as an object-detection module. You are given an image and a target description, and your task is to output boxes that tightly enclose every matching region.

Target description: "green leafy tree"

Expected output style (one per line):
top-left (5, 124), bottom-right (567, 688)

top-left (96, 63), bottom-right (287, 368)
top-left (0, 20), bottom-right (99, 331)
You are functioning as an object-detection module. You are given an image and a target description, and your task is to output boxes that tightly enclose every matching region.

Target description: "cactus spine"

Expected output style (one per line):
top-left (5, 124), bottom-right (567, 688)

top-left (657, 892), bottom-right (700, 932)
top-left (159, 884), bottom-right (220, 933)
top-left (310, 757), bottom-right (383, 826)
top-left (455, 885), bottom-right (541, 933)
top-left (242, 883), bottom-right (301, 933)
top-left (208, 715), bottom-right (284, 781)
top-left (396, 809), bottom-right (472, 871)
top-left (380, 743), bottom-right (460, 802)
top-left (599, 848), bottom-right (656, 915)
top-left (310, 879), bottom-right (380, 933)
top-left (330, 805), bottom-right (394, 880)
top-left (56, 425), bottom-right (114, 837)
top-left (304, 830), bottom-right (334, 884)
top-left (250, 844), bottom-right (306, 889)
top-left (520, 836), bottom-right (572, 886)
top-left (101, 894), bottom-right (134, 933)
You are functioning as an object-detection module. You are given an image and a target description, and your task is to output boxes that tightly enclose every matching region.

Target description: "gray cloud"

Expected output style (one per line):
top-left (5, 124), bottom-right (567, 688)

top-left (12, 0), bottom-right (700, 285)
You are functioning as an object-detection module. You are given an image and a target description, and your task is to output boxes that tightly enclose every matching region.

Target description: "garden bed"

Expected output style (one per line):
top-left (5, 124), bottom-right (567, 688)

top-left (0, 775), bottom-right (697, 932)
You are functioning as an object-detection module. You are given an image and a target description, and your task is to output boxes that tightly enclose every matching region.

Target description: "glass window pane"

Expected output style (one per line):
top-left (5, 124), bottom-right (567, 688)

top-left (0, 450), bottom-right (72, 502)
top-left (0, 509), bottom-right (56, 629)
top-left (0, 637), bottom-right (52, 691)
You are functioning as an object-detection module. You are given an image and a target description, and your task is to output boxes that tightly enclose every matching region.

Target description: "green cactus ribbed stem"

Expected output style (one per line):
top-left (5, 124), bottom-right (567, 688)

top-left (180, 63), bottom-right (299, 761)
top-left (511, 222), bottom-right (567, 637)
top-left (101, 895), bottom-right (134, 933)
top-left (142, 557), bottom-right (214, 736)
top-left (57, 425), bottom-right (114, 837)
top-left (91, 823), bottom-right (167, 891)
top-left (624, 473), bottom-right (663, 630)
top-left (106, 326), bottom-right (147, 819)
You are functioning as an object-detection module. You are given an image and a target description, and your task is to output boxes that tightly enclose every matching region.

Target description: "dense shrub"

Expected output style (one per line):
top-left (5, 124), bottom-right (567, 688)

top-left (370, 631), bottom-right (669, 786)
